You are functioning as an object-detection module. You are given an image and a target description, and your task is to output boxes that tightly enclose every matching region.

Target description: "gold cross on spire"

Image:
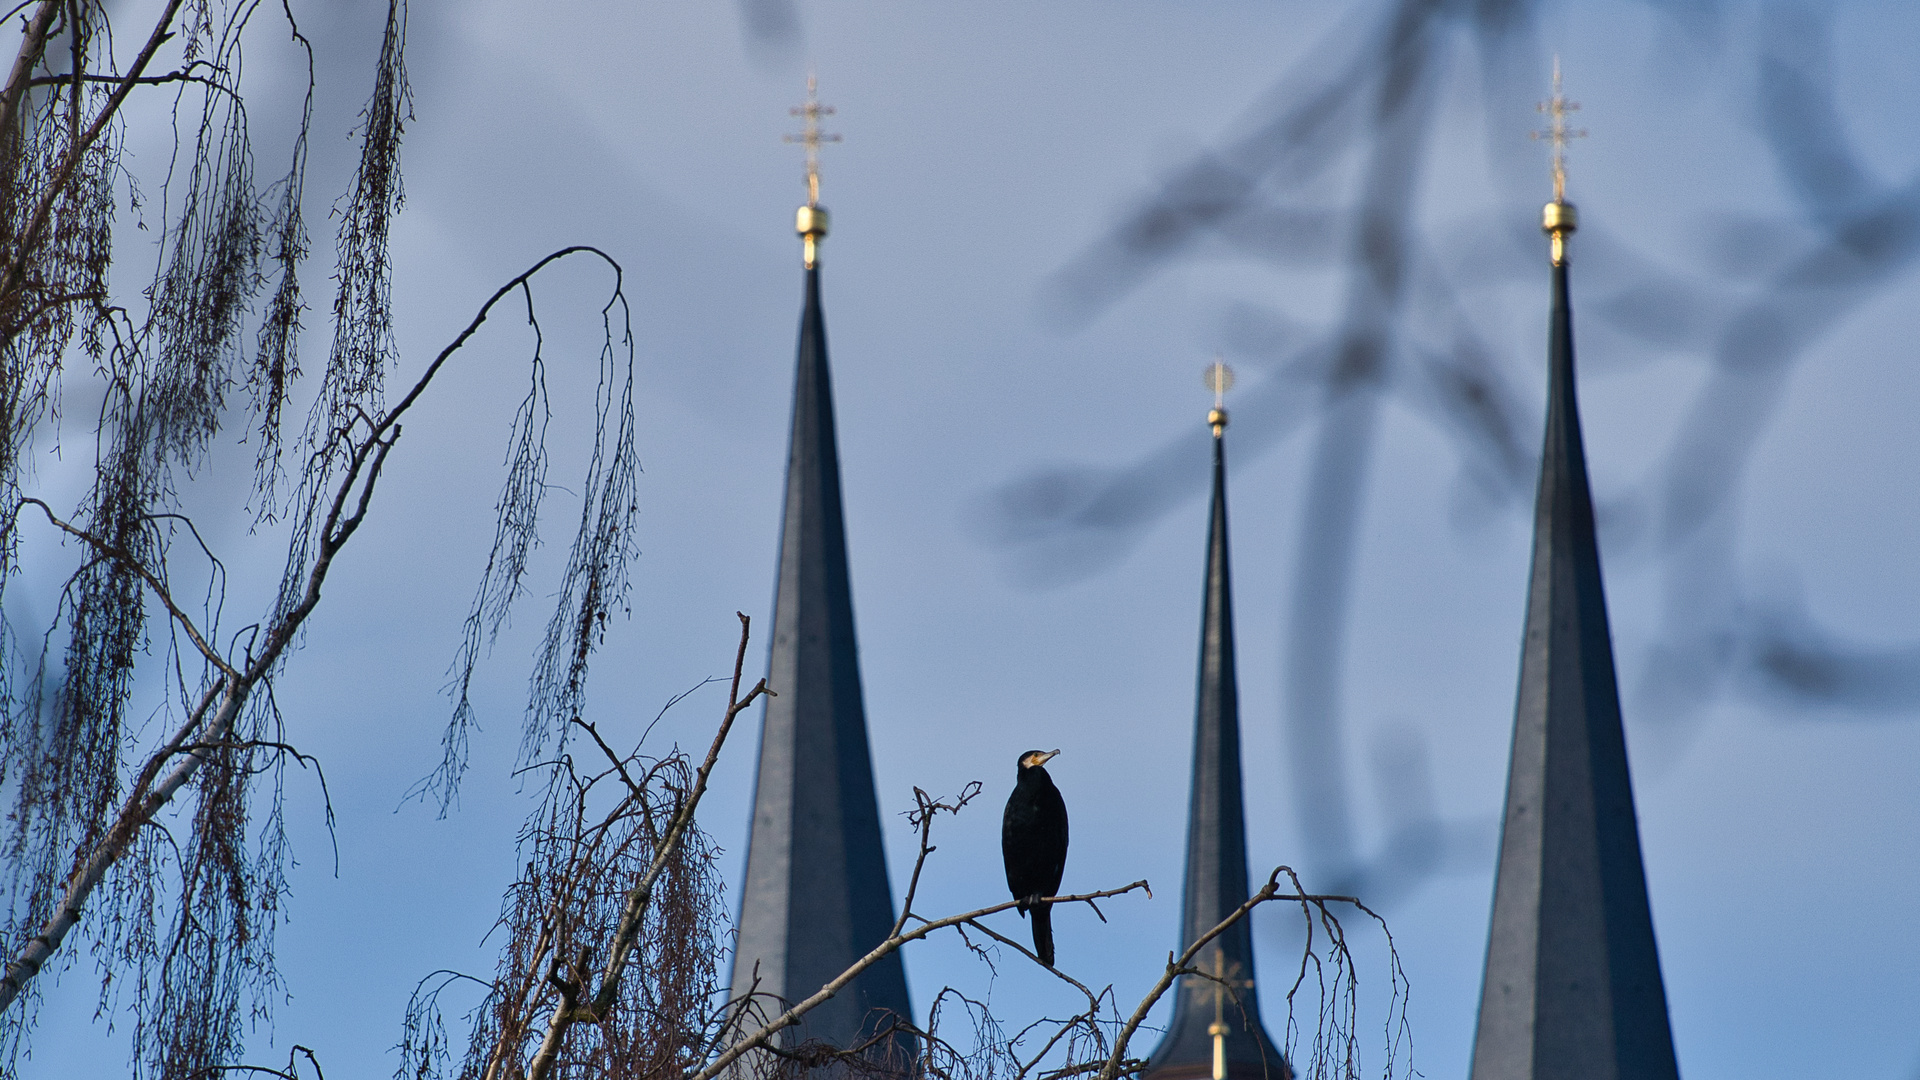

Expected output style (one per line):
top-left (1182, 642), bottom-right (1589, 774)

top-left (1204, 360), bottom-right (1235, 436)
top-left (786, 75), bottom-right (841, 209)
top-left (1532, 57), bottom-right (1585, 264)
top-left (786, 76), bottom-right (840, 267)
top-left (1532, 57), bottom-right (1585, 204)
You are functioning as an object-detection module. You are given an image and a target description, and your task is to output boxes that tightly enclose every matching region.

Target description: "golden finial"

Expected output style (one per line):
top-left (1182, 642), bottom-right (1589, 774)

top-left (1204, 360), bottom-right (1234, 436)
top-left (786, 75), bottom-right (841, 268)
top-left (1532, 57), bottom-right (1585, 265)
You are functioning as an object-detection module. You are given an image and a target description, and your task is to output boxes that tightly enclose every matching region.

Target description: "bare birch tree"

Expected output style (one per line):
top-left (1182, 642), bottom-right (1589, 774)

top-left (0, 3), bottom-right (645, 1078)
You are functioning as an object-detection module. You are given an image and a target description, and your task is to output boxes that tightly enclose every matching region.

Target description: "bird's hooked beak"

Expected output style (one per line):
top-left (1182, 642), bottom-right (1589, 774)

top-left (1036, 749), bottom-right (1061, 766)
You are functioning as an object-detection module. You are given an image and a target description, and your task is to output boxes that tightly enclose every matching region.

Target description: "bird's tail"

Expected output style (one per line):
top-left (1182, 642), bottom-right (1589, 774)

top-left (1031, 902), bottom-right (1054, 967)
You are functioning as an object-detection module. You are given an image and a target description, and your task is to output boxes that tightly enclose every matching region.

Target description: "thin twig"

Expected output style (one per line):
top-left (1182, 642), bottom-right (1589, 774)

top-left (1094, 869), bottom-right (1362, 1080)
top-left (518, 613), bottom-right (769, 1080)
top-left (890, 783), bottom-right (983, 939)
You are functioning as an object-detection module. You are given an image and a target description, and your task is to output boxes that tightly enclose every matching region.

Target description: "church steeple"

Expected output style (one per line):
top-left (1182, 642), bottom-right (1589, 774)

top-left (1468, 76), bottom-right (1680, 1080)
top-left (729, 86), bottom-right (914, 1064)
top-left (1144, 365), bottom-right (1289, 1080)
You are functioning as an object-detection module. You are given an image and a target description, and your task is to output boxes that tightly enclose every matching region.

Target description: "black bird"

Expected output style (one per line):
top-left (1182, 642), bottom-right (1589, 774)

top-left (1002, 749), bottom-right (1069, 967)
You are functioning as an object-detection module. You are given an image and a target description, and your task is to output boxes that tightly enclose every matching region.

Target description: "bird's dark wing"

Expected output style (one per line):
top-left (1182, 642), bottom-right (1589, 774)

top-left (1003, 790), bottom-right (1037, 902)
top-left (1038, 782), bottom-right (1068, 896)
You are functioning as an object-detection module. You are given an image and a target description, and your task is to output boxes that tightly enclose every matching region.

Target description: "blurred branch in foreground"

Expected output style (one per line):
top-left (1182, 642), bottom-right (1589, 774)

top-left (981, 0), bottom-right (1920, 907)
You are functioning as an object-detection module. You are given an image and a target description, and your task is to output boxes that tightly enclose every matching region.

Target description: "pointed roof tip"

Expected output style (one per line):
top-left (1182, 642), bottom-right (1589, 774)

top-left (1144, 379), bottom-right (1289, 1080)
top-left (1468, 214), bottom-right (1679, 1080)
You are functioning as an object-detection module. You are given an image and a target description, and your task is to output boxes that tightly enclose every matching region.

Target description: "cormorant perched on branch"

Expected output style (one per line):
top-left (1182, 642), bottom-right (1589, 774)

top-left (1003, 749), bottom-right (1069, 967)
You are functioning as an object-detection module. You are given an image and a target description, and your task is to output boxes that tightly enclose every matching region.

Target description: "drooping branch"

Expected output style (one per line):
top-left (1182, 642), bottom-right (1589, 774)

top-left (248, 0), bottom-right (317, 511)
top-left (403, 244), bottom-right (635, 811)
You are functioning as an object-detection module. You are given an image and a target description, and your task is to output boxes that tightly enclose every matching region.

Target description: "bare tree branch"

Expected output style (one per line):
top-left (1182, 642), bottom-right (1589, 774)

top-left (14, 496), bottom-right (235, 676)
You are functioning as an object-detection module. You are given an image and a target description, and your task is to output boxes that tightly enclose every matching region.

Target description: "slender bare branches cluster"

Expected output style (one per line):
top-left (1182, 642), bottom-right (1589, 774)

top-left (896, 864), bottom-right (1409, 1080)
top-left (401, 642), bottom-right (1409, 1080)
top-left (399, 616), bottom-right (769, 1080)
top-left (741, 827), bottom-right (1409, 1080)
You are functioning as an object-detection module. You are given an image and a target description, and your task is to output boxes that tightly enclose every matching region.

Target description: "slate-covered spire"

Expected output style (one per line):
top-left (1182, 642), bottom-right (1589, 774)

top-left (1468, 73), bottom-right (1680, 1080)
top-left (1145, 369), bottom-right (1289, 1080)
top-left (729, 85), bottom-right (913, 1062)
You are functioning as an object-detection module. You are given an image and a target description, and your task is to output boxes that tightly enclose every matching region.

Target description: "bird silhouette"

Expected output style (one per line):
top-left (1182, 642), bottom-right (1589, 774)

top-left (1002, 749), bottom-right (1069, 967)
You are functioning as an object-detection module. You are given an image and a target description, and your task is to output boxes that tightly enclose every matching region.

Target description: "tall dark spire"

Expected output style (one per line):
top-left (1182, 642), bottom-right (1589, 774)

top-left (729, 87), bottom-right (913, 1063)
top-left (1469, 81), bottom-right (1680, 1080)
top-left (1145, 373), bottom-right (1289, 1080)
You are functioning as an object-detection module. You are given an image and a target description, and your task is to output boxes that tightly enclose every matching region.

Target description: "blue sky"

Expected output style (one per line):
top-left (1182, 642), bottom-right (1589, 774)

top-left (14, 1), bottom-right (1920, 1078)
